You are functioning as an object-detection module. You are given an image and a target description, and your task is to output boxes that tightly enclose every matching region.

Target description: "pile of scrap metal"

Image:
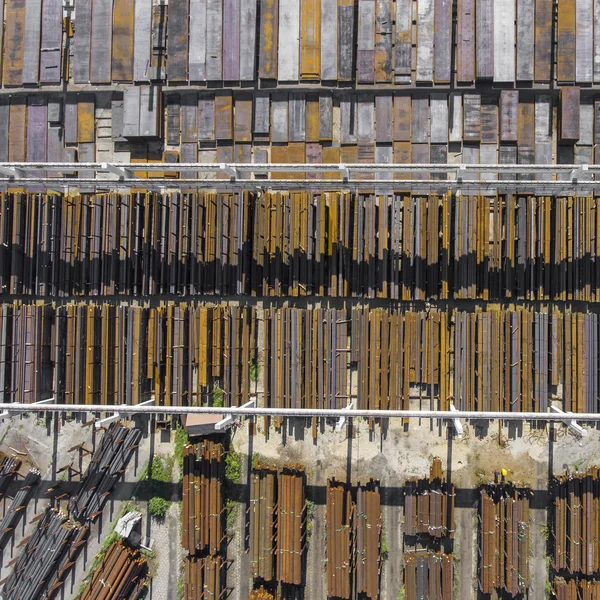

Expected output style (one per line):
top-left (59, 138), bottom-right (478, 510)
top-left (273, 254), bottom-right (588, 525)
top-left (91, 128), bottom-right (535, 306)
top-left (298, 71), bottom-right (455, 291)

top-left (553, 467), bottom-right (600, 575)
top-left (479, 483), bottom-right (530, 597)
top-left (79, 540), bottom-right (148, 600)
top-left (404, 458), bottom-right (455, 540)
top-left (0, 507), bottom-right (88, 600)
top-left (69, 423), bottom-right (142, 522)
top-left (182, 440), bottom-right (230, 600)
top-left (249, 465), bottom-right (306, 587)
top-left (326, 478), bottom-right (381, 600)
top-left (0, 469), bottom-right (40, 550)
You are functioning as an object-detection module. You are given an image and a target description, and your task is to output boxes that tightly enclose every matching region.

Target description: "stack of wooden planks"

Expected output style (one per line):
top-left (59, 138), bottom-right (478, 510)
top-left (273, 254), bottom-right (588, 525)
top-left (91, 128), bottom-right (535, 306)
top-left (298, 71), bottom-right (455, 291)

top-left (404, 458), bottom-right (455, 540)
top-left (404, 552), bottom-right (453, 600)
top-left (552, 468), bottom-right (600, 576)
top-left (181, 441), bottom-right (227, 600)
top-left (326, 479), bottom-right (381, 600)
top-left (78, 540), bottom-right (148, 600)
top-left (479, 484), bottom-right (530, 597)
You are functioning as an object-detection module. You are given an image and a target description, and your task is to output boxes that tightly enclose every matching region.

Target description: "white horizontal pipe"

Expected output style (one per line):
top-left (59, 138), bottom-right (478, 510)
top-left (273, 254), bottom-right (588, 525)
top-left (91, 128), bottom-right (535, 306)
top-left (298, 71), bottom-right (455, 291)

top-left (3, 403), bottom-right (600, 422)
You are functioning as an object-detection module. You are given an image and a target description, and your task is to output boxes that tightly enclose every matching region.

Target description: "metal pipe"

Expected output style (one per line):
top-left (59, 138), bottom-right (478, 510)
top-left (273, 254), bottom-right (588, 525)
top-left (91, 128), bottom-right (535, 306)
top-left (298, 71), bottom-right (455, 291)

top-left (3, 403), bottom-right (600, 421)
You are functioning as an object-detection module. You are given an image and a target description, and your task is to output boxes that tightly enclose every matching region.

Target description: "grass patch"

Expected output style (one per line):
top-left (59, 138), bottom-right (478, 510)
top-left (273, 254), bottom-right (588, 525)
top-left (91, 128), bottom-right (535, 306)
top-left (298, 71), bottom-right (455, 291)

top-left (212, 386), bottom-right (225, 407)
top-left (305, 499), bottom-right (316, 544)
top-left (225, 451), bottom-right (242, 485)
top-left (225, 499), bottom-right (239, 534)
top-left (380, 534), bottom-right (389, 561)
top-left (135, 454), bottom-right (175, 521)
top-left (540, 522), bottom-right (550, 541)
top-left (397, 585), bottom-right (405, 600)
top-left (249, 359), bottom-right (259, 382)
top-left (545, 580), bottom-right (552, 598)
top-left (174, 423), bottom-right (188, 473)
top-left (148, 496), bottom-right (171, 520)
top-left (573, 458), bottom-right (586, 473)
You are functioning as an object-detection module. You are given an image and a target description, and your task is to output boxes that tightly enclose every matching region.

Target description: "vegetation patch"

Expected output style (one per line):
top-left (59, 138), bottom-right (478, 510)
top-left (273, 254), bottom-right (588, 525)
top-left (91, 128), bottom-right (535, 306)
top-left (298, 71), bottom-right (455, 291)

top-left (225, 451), bottom-right (242, 485)
top-left (135, 453), bottom-right (176, 521)
top-left (212, 386), bottom-right (225, 407)
top-left (249, 358), bottom-right (260, 382)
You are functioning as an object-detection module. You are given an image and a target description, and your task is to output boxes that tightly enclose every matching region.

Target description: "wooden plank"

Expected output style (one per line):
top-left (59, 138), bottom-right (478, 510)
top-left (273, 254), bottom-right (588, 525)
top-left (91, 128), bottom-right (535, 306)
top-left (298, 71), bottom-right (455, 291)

top-left (306, 94), bottom-right (320, 141)
top-left (289, 92), bottom-right (306, 142)
top-left (560, 87), bottom-right (580, 143)
top-left (411, 97), bottom-right (429, 143)
top-left (253, 92), bottom-right (270, 136)
top-left (189, 0), bottom-right (206, 81)
top-left (240, 0), bottom-right (257, 80)
top-left (534, 0), bottom-right (552, 82)
top-left (133, 0), bottom-right (151, 81)
top-left (500, 90), bottom-right (519, 142)
top-left (319, 94), bottom-right (333, 140)
top-left (167, 0), bottom-right (189, 82)
top-left (77, 94), bottom-right (95, 143)
top-left (301, 0), bottom-right (320, 79)
top-left (112, 0), bottom-right (134, 82)
top-left (430, 94), bottom-right (448, 144)
top-left (449, 93), bottom-right (463, 142)
top-left (434, 0), bottom-right (451, 82)
top-left (9, 97), bottom-right (26, 161)
top-left (493, 0), bottom-right (515, 82)
top-left (338, 0), bottom-right (354, 80)
top-left (516, 0), bottom-right (534, 80)
top-left (259, 0), bottom-right (278, 79)
top-left (26, 96), bottom-right (47, 162)
top-left (90, 0), bottom-right (113, 83)
top-left (394, 0), bottom-right (411, 79)
top-left (198, 94), bottom-right (215, 141)
top-left (393, 95), bottom-right (411, 141)
top-left (271, 92), bottom-right (289, 142)
top-left (376, 94), bottom-right (393, 143)
top-left (476, 0), bottom-right (493, 79)
top-left (215, 93), bottom-right (233, 140)
top-left (457, 0), bottom-right (475, 82)
top-left (205, 0), bottom-right (223, 80)
top-left (357, 0), bottom-right (375, 83)
top-left (375, 0), bottom-right (392, 82)
top-left (463, 93), bottom-right (481, 141)
top-left (234, 94), bottom-right (253, 142)
top-left (321, 0), bottom-right (337, 79)
top-left (23, 0), bottom-right (42, 85)
top-left (557, 0), bottom-right (576, 82)
top-left (576, 0), bottom-right (593, 83)
top-left (223, 0), bottom-right (240, 80)
top-left (278, 0), bottom-right (300, 80)
top-left (416, 0), bottom-right (434, 81)
top-left (4, 0), bottom-right (26, 86)
top-left (123, 86), bottom-right (140, 137)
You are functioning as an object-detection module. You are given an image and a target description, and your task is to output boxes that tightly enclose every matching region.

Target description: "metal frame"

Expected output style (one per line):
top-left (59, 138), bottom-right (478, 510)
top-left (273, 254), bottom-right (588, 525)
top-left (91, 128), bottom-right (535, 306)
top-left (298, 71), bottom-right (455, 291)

top-left (2, 402), bottom-right (600, 422)
top-left (0, 162), bottom-right (598, 194)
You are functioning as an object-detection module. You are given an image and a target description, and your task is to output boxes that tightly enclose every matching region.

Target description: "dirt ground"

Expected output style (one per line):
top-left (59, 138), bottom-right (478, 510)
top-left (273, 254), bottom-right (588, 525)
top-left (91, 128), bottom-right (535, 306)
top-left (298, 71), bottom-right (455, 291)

top-left (228, 415), bottom-right (600, 600)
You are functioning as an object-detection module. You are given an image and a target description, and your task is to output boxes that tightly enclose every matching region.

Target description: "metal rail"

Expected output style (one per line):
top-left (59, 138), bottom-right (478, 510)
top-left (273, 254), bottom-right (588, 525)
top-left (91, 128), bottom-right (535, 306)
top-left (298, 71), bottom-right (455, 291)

top-left (5, 403), bottom-right (600, 421)
top-left (0, 162), bottom-right (598, 193)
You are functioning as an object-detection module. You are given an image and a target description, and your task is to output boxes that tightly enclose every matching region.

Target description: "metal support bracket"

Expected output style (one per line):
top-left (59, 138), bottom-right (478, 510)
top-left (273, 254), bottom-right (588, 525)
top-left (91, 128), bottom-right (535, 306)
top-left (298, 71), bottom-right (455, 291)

top-left (570, 164), bottom-right (589, 183)
top-left (449, 404), bottom-right (464, 439)
top-left (339, 165), bottom-right (350, 181)
top-left (0, 166), bottom-right (25, 179)
top-left (94, 398), bottom-right (155, 429)
top-left (215, 399), bottom-right (256, 431)
top-left (0, 398), bottom-right (55, 421)
top-left (102, 163), bottom-right (136, 180)
top-left (220, 164), bottom-right (239, 180)
top-left (550, 405), bottom-right (587, 439)
top-left (335, 400), bottom-right (355, 432)
top-left (456, 166), bottom-right (467, 183)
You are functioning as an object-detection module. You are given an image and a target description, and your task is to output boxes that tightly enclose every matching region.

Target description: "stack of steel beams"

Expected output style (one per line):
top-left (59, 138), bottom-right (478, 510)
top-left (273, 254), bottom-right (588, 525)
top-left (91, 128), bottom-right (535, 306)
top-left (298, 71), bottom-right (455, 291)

top-left (249, 466), bottom-right (277, 581)
top-left (78, 540), bottom-right (148, 600)
top-left (404, 552), bottom-right (453, 600)
top-left (326, 478), bottom-right (381, 600)
top-left (181, 440), bottom-right (227, 600)
top-left (181, 441), bottom-right (225, 556)
top-left (553, 578), bottom-right (600, 599)
top-left (69, 423), bottom-right (142, 522)
top-left (0, 457), bottom-right (22, 496)
top-left (0, 469), bottom-right (40, 551)
top-left (1, 508), bottom-right (87, 600)
top-left (479, 484), bottom-right (530, 597)
top-left (405, 458), bottom-right (455, 540)
top-left (552, 468), bottom-right (600, 576)
top-left (276, 467), bottom-right (305, 586)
